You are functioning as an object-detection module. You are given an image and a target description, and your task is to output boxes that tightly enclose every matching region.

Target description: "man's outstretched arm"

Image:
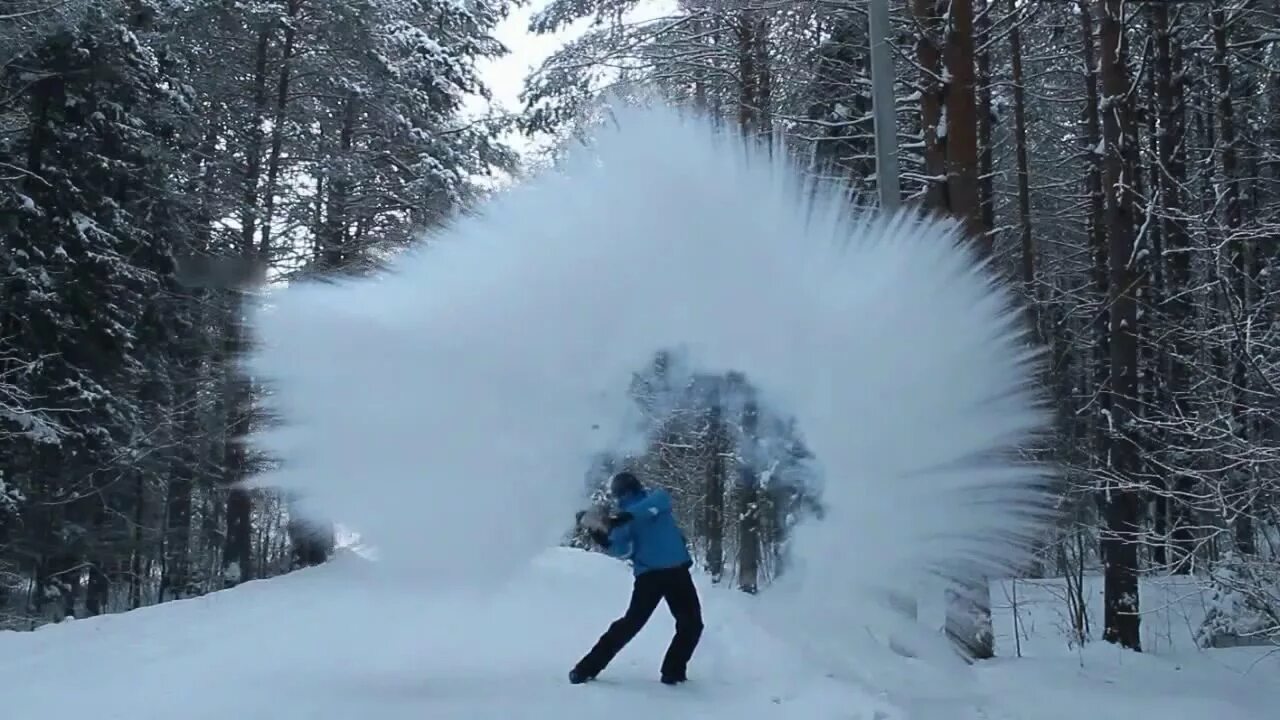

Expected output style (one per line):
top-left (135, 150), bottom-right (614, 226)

top-left (604, 523), bottom-right (634, 559)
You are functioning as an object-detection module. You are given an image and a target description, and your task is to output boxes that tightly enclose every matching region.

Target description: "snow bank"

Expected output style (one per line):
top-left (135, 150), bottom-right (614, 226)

top-left (243, 105), bottom-right (1056, 665)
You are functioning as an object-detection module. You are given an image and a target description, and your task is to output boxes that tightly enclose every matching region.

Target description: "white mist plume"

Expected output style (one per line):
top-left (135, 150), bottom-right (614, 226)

top-left (243, 105), bottom-right (1058, 660)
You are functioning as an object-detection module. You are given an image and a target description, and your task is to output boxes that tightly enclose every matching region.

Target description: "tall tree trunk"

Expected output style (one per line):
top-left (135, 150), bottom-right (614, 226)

top-left (1079, 0), bottom-right (1110, 482)
top-left (1150, 1), bottom-right (1182, 571)
top-left (221, 22), bottom-right (275, 587)
top-left (1157, 24), bottom-right (1196, 574)
top-left (1097, 0), bottom-right (1142, 651)
top-left (975, 0), bottom-right (995, 234)
top-left (163, 348), bottom-right (200, 600)
top-left (912, 0), bottom-right (946, 209)
top-left (85, 497), bottom-right (110, 616)
top-left (736, 10), bottom-right (759, 135)
top-left (944, 3), bottom-right (996, 627)
top-left (129, 470), bottom-right (146, 609)
top-left (237, 25), bottom-right (273, 256)
top-left (1131, 34), bottom-right (1160, 570)
top-left (753, 11), bottom-right (773, 145)
top-left (736, 395), bottom-right (760, 594)
top-left (704, 396), bottom-right (726, 583)
top-left (1210, 1), bottom-right (1253, 557)
top-left (266, 6), bottom-right (333, 564)
top-left (945, 0), bottom-right (996, 628)
top-left (942, 0), bottom-right (985, 248)
top-left (319, 92), bottom-right (359, 270)
top-left (162, 462), bottom-right (193, 600)
top-left (161, 111), bottom-right (215, 599)
top-left (1008, 0), bottom-right (1033, 316)
top-left (258, 0), bottom-right (301, 254)
top-left (691, 15), bottom-right (707, 111)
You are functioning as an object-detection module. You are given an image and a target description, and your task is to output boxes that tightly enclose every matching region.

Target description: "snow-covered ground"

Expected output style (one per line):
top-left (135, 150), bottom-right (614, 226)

top-left (987, 574), bottom-right (1221, 656)
top-left (2, 548), bottom-right (1275, 720)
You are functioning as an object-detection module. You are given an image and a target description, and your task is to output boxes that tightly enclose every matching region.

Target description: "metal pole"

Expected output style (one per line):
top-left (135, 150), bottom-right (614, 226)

top-left (868, 0), bottom-right (901, 212)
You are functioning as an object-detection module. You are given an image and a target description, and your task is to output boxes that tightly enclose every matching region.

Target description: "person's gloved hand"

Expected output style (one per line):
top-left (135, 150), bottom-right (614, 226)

top-left (607, 511), bottom-right (633, 529)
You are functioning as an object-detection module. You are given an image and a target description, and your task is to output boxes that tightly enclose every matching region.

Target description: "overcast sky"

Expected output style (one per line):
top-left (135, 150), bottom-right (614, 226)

top-left (464, 1), bottom-right (583, 158)
top-left (467, 0), bottom-right (677, 165)
top-left (482, 3), bottom-right (573, 111)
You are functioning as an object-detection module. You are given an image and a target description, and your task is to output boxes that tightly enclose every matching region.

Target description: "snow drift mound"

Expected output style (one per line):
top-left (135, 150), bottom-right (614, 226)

top-left (243, 104), bottom-right (1058, 660)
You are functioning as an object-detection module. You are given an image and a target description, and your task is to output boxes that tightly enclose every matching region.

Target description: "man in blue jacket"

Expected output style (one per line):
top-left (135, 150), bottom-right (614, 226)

top-left (570, 471), bottom-right (704, 686)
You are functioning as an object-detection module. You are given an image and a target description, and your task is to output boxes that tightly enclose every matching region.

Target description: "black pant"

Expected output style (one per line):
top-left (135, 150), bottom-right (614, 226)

top-left (573, 564), bottom-right (704, 679)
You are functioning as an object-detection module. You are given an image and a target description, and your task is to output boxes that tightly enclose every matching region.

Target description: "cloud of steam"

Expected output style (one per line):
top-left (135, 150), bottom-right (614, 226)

top-left (243, 106), bottom-right (1058, 659)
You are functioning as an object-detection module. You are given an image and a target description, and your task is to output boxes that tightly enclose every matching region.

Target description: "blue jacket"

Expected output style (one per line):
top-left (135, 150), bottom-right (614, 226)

top-left (604, 487), bottom-right (693, 576)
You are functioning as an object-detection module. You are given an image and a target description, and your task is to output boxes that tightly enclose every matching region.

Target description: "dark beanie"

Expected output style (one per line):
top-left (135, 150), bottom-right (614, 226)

top-left (610, 471), bottom-right (642, 498)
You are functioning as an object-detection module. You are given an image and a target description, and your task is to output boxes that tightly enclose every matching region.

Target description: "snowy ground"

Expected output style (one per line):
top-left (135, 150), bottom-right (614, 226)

top-left (2, 548), bottom-right (1276, 720)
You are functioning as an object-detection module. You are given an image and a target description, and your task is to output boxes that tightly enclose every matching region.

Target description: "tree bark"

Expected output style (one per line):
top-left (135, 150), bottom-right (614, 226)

top-left (753, 11), bottom-right (773, 147)
top-left (736, 10), bottom-right (757, 134)
top-left (319, 92), bottom-right (359, 270)
top-left (1210, 1), bottom-right (1254, 558)
top-left (1079, 0), bottom-right (1110, 482)
top-left (704, 394), bottom-right (726, 583)
top-left (221, 21), bottom-right (275, 587)
top-left (1150, 1), bottom-right (1185, 572)
top-left (1156, 29), bottom-right (1197, 573)
top-left (975, 0), bottom-right (995, 233)
top-left (1097, 0), bottom-right (1142, 651)
top-left (257, 0), bottom-right (302, 254)
top-left (942, 0), bottom-right (985, 248)
top-left (912, 0), bottom-right (946, 210)
top-left (1008, 0), bottom-right (1033, 314)
top-left (736, 396), bottom-right (760, 594)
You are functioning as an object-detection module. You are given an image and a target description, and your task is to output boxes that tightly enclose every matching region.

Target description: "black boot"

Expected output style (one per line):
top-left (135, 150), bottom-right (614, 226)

top-left (660, 672), bottom-right (686, 685)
